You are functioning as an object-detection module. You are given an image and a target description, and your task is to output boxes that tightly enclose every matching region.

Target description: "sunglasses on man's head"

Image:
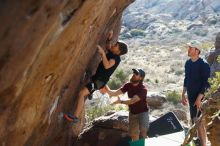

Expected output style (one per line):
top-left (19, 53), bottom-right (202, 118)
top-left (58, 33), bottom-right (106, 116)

top-left (133, 72), bottom-right (139, 76)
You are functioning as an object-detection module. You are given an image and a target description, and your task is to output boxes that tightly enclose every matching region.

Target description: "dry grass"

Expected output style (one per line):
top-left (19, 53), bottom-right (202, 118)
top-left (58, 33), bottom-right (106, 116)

top-left (115, 40), bottom-right (190, 92)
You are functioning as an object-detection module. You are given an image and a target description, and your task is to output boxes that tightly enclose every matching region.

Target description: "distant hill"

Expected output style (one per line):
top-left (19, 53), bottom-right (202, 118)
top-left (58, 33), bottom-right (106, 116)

top-left (114, 0), bottom-right (220, 92)
top-left (121, 0), bottom-right (220, 45)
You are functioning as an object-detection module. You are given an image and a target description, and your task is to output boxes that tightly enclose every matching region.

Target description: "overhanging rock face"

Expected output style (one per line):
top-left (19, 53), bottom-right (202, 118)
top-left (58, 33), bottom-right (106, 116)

top-left (0, 0), bottom-right (134, 146)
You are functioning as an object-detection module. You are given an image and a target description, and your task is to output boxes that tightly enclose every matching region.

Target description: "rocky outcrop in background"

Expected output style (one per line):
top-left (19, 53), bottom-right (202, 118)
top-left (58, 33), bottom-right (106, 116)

top-left (0, 0), bottom-right (134, 146)
top-left (116, 0), bottom-right (220, 93)
top-left (121, 0), bottom-right (220, 45)
top-left (147, 92), bottom-right (167, 108)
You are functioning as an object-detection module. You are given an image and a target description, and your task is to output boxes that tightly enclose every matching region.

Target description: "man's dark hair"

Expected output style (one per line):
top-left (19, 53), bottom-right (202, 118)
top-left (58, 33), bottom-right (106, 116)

top-left (117, 41), bottom-right (128, 55)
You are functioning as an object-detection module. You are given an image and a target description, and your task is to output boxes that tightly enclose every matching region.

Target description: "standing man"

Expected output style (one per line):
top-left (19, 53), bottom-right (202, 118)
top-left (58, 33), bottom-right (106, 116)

top-left (181, 40), bottom-right (210, 146)
top-left (106, 68), bottom-right (149, 141)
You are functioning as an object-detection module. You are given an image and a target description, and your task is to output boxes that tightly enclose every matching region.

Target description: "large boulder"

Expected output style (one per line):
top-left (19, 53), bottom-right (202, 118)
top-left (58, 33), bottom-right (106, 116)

top-left (147, 92), bottom-right (167, 109)
top-left (0, 0), bottom-right (134, 146)
top-left (172, 109), bottom-right (188, 124)
top-left (203, 32), bottom-right (220, 146)
top-left (203, 92), bottom-right (220, 146)
top-left (74, 111), bottom-right (129, 146)
top-left (207, 111), bottom-right (220, 146)
top-left (206, 32), bottom-right (220, 77)
top-left (74, 110), bottom-right (188, 146)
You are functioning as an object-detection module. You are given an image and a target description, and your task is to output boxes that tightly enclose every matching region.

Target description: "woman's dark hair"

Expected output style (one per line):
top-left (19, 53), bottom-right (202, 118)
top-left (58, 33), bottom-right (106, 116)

top-left (117, 41), bottom-right (128, 55)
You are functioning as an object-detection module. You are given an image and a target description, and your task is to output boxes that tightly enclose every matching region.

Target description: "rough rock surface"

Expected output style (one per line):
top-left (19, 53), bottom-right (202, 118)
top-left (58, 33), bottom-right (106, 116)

top-left (172, 109), bottom-right (187, 124)
top-left (147, 92), bottom-right (167, 108)
top-left (0, 0), bottom-right (134, 146)
top-left (205, 92), bottom-right (220, 146)
top-left (207, 112), bottom-right (220, 146)
top-left (206, 32), bottom-right (220, 77)
top-left (73, 110), bottom-right (186, 146)
top-left (74, 111), bottom-right (129, 146)
top-left (205, 33), bottom-right (220, 146)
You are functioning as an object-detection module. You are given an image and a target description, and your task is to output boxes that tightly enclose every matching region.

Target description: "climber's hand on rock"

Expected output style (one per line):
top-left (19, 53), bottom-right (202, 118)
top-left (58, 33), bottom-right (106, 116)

top-left (97, 45), bottom-right (105, 56)
top-left (107, 30), bottom-right (113, 41)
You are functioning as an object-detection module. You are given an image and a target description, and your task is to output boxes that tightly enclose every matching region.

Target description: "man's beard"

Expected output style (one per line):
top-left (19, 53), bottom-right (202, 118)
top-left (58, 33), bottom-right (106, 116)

top-left (130, 77), bottom-right (140, 84)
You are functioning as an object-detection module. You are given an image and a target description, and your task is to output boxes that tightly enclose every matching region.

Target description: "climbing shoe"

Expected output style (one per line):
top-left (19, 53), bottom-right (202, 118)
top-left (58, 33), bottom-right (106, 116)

top-left (64, 113), bottom-right (79, 123)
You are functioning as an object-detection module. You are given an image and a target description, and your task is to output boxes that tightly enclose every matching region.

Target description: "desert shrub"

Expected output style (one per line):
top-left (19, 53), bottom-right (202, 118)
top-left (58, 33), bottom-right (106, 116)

top-left (130, 29), bottom-right (146, 37)
top-left (208, 56), bottom-right (220, 95)
top-left (120, 33), bottom-right (133, 40)
top-left (209, 72), bottom-right (220, 93)
top-left (165, 90), bottom-right (181, 105)
top-left (115, 105), bottom-right (128, 111)
top-left (166, 78), bottom-right (177, 84)
top-left (145, 78), bottom-right (151, 82)
top-left (108, 69), bottom-right (128, 89)
top-left (86, 105), bottom-right (114, 122)
top-left (115, 70), bottom-right (127, 82)
top-left (201, 41), bottom-right (213, 51)
top-left (86, 103), bottom-right (127, 122)
top-left (194, 29), bottom-right (208, 37)
top-left (108, 79), bottom-right (121, 90)
top-left (169, 67), bottom-right (175, 73)
top-left (155, 79), bottom-right (159, 83)
top-left (175, 70), bottom-right (184, 76)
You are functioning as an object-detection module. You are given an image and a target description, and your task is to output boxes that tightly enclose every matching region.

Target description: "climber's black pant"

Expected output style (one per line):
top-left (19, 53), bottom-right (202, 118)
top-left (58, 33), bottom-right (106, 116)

top-left (86, 79), bottom-right (106, 94)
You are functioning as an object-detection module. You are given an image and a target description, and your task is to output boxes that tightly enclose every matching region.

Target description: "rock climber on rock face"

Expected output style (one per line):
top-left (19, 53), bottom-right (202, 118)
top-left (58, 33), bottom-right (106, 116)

top-left (64, 30), bottom-right (128, 123)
